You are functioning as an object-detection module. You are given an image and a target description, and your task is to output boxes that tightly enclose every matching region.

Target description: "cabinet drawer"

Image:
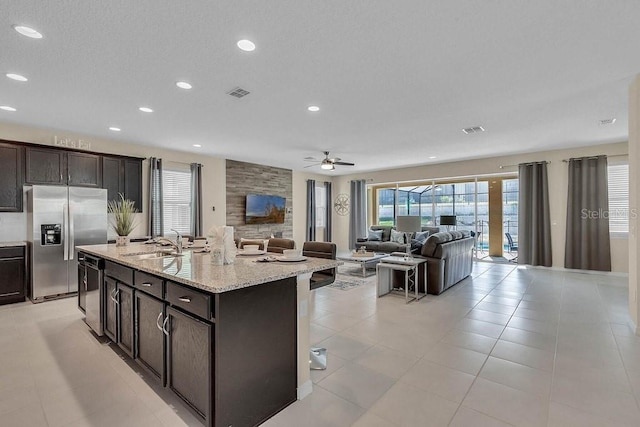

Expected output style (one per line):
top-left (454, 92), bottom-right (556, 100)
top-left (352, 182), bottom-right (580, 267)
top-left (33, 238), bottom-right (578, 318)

top-left (134, 271), bottom-right (164, 299)
top-left (105, 260), bottom-right (133, 286)
top-left (0, 246), bottom-right (24, 259)
top-left (166, 281), bottom-right (212, 321)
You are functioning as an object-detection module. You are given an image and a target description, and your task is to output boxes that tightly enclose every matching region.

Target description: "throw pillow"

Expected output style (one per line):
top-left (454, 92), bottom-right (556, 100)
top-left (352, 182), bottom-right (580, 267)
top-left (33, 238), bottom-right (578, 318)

top-left (390, 229), bottom-right (405, 244)
top-left (367, 229), bottom-right (383, 241)
top-left (414, 231), bottom-right (429, 243)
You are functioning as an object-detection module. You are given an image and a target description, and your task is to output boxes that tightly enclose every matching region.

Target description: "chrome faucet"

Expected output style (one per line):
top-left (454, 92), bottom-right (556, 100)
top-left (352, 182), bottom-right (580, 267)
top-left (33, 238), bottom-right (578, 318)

top-left (153, 229), bottom-right (183, 254)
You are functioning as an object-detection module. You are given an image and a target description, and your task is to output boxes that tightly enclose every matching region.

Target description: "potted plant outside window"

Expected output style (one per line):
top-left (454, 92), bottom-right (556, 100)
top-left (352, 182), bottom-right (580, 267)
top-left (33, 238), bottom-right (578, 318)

top-left (108, 193), bottom-right (139, 246)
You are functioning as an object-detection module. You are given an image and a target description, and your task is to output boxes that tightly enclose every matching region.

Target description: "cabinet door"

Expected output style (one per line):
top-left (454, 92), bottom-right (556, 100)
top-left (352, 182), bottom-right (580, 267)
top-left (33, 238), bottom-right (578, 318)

top-left (104, 277), bottom-right (118, 341)
top-left (25, 147), bottom-right (66, 185)
top-left (0, 143), bottom-right (23, 212)
top-left (135, 291), bottom-right (165, 382)
top-left (166, 307), bottom-right (212, 422)
top-left (67, 152), bottom-right (102, 187)
top-left (123, 159), bottom-right (142, 211)
top-left (117, 283), bottom-right (134, 358)
top-left (102, 156), bottom-right (123, 204)
top-left (0, 257), bottom-right (25, 305)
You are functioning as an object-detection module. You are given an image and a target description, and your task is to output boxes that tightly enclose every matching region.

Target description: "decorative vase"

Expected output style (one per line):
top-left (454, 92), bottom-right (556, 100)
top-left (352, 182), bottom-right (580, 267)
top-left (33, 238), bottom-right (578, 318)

top-left (115, 235), bottom-right (130, 246)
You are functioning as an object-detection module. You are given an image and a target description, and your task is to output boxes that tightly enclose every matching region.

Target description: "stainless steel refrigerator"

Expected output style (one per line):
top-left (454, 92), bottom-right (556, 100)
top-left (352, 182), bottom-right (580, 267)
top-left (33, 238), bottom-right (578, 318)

top-left (27, 185), bottom-right (108, 302)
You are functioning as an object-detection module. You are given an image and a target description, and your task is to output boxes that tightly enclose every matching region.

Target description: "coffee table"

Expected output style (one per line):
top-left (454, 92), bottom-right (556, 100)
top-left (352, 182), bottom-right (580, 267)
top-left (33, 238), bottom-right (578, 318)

top-left (336, 252), bottom-right (390, 277)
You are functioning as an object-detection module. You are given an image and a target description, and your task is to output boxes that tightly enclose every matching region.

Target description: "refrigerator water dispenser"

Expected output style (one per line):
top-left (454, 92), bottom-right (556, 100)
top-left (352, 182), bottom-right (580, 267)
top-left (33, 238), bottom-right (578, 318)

top-left (41, 224), bottom-right (62, 246)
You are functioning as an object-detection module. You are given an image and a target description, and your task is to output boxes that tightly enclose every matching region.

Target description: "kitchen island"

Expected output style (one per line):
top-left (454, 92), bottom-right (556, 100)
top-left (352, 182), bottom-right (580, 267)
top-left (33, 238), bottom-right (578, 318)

top-left (77, 243), bottom-right (341, 427)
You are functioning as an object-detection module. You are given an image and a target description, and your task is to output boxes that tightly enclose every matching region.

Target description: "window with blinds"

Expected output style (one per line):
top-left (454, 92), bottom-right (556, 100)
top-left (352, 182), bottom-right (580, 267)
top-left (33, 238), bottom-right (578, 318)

top-left (607, 162), bottom-right (629, 235)
top-left (163, 168), bottom-right (192, 236)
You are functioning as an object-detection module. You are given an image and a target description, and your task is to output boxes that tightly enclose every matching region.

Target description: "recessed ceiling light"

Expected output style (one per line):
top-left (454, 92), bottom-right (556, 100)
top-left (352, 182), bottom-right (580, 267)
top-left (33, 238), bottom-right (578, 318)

top-left (176, 81), bottom-right (192, 90)
top-left (237, 39), bottom-right (256, 52)
top-left (0, 106), bottom-right (17, 112)
top-left (462, 126), bottom-right (485, 134)
top-left (193, 144), bottom-right (201, 148)
top-left (6, 73), bottom-right (28, 82)
top-left (308, 105), bottom-right (320, 112)
top-left (109, 127), bottom-right (121, 132)
top-left (428, 156), bottom-right (437, 159)
top-left (139, 107), bottom-right (153, 113)
top-left (13, 25), bottom-right (43, 39)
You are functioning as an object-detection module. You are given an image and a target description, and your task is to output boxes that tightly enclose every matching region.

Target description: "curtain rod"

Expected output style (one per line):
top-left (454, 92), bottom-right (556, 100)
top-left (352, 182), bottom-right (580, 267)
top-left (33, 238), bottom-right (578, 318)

top-left (499, 161), bottom-right (550, 169)
top-left (147, 157), bottom-right (203, 167)
top-left (561, 154), bottom-right (627, 162)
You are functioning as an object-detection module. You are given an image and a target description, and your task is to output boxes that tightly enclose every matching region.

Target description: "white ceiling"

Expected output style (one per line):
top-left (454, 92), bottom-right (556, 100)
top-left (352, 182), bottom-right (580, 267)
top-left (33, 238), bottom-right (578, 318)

top-left (1, 1), bottom-right (639, 174)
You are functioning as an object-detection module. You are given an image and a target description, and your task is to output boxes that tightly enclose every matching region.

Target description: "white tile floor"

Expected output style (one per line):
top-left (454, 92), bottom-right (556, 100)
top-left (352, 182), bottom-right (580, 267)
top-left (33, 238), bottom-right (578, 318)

top-left (1, 262), bottom-right (639, 426)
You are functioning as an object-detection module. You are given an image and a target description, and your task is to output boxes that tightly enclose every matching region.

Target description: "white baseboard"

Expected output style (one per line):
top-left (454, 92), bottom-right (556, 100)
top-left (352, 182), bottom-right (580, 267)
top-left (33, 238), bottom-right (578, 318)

top-left (297, 380), bottom-right (313, 400)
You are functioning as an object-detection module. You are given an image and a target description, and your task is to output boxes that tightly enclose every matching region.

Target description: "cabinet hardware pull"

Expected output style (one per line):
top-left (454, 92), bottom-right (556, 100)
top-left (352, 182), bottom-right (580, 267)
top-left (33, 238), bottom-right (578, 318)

top-left (113, 288), bottom-right (120, 305)
top-left (156, 312), bottom-right (163, 331)
top-left (110, 288), bottom-right (117, 303)
top-left (178, 296), bottom-right (191, 303)
top-left (162, 316), bottom-right (170, 336)
top-left (141, 282), bottom-right (152, 287)
top-left (0, 291), bottom-right (20, 297)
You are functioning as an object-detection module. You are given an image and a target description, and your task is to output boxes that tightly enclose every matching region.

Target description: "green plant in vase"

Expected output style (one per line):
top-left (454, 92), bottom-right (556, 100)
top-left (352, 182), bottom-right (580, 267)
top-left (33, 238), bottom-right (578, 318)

top-left (108, 193), bottom-right (139, 246)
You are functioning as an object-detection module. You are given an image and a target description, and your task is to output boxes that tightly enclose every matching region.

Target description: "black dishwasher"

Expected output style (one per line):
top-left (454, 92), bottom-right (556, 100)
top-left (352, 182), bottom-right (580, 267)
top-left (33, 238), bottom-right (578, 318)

top-left (78, 253), bottom-right (105, 335)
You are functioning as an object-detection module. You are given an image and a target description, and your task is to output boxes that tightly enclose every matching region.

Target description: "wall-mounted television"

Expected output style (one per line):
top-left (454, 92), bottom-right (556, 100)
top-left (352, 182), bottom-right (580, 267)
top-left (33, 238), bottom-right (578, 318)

top-left (245, 194), bottom-right (286, 224)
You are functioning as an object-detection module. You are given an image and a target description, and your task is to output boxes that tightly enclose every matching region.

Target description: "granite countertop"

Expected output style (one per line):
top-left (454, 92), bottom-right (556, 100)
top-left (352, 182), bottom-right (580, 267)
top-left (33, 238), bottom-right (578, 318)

top-left (0, 241), bottom-right (27, 248)
top-left (76, 243), bottom-right (342, 293)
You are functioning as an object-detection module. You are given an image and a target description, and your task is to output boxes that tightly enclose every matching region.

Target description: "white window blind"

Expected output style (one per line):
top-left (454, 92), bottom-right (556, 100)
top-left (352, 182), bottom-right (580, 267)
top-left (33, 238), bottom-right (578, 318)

top-left (315, 185), bottom-right (326, 228)
top-left (607, 162), bottom-right (629, 234)
top-left (162, 167), bottom-right (192, 236)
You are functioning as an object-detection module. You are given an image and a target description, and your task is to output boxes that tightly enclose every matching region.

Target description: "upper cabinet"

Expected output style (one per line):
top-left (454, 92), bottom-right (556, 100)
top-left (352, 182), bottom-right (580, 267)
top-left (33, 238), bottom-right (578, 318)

top-left (102, 156), bottom-right (143, 211)
top-left (0, 143), bottom-right (24, 212)
top-left (24, 147), bottom-right (66, 185)
top-left (25, 147), bottom-right (102, 187)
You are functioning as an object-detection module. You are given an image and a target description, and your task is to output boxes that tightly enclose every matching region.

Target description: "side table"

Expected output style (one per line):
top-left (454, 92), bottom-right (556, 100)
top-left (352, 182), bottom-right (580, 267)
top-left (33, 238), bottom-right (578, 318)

top-left (376, 256), bottom-right (427, 303)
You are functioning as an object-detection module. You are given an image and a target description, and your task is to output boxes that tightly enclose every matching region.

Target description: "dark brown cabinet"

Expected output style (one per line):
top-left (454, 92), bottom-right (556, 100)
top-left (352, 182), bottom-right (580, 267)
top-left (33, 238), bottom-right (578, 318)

top-left (25, 147), bottom-right (102, 187)
top-left (0, 246), bottom-right (26, 305)
top-left (135, 290), bottom-right (165, 382)
top-left (67, 152), bottom-right (102, 187)
top-left (25, 147), bottom-right (66, 185)
top-left (117, 283), bottom-right (134, 358)
top-left (0, 143), bottom-right (23, 212)
top-left (166, 306), bottom-right (212, 421)
top-left (102, 156), bottom-right (143, 211)
top-left (104, 277), bottom-right (117, 341)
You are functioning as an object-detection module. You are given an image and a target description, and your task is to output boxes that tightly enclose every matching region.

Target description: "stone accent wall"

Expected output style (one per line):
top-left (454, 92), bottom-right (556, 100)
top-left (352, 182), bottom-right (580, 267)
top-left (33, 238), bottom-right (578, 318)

top-left (226, 159), bottom-right (293, 239)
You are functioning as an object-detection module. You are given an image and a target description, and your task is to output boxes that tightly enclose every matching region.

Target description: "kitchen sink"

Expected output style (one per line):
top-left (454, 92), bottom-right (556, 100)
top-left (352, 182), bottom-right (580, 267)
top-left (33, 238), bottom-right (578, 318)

top-left (123, 252), bottom-right (184, 260)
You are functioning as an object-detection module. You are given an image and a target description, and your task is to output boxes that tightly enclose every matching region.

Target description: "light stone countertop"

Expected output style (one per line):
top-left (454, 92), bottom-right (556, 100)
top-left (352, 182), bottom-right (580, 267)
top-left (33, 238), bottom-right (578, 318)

top-left (0, 241), bottom-right (27, 248)
top-left (76, 243), bottom-right (342, 294)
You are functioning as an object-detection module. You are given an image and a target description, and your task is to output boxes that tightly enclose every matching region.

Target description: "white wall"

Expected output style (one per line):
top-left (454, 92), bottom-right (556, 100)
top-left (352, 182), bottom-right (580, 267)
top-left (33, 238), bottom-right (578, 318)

top-left (629, 75), bottom-right (639, 329)
top-left (0, 121), bottom-right (226, 241)
top-left (331, 141), bottom-right (629, 273)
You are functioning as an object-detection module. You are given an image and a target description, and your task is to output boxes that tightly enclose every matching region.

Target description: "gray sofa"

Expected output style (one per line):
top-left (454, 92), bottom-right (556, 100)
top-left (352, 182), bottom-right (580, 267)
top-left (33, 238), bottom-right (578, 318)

top-left (356, 225), bottom-right (441, 254)
top-left (355, 225), bottom-right (410, 253)
top-left (418, 230), bottom-right (474, 295)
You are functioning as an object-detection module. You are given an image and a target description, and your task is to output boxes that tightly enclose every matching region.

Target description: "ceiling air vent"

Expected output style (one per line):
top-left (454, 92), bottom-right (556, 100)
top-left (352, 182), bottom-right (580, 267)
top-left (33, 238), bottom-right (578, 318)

top-left (462, 126), bottom-right (485, 134)
top-left (599, 118), bottom-right (616, 125)
top-left (227, 87), bottom-right (250, 98)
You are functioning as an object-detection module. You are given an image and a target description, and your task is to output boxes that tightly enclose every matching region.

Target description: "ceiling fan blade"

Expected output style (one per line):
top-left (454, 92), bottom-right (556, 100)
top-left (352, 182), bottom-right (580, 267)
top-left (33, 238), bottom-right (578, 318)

top-left (304, 158), bottom-right (320, 162)
top-left (304, 163), bottom-right (321, 168)
top-left (333, 161), bottom-right (355, 166)
top-left (328, 157), bottom-right (341, 163)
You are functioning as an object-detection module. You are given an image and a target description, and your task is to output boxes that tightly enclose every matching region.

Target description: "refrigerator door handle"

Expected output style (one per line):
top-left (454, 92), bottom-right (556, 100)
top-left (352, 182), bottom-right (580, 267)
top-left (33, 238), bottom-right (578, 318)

top-left (69, 202), bottom-right (75, 261)
top-left (63, 202), bottom-right (69, 261)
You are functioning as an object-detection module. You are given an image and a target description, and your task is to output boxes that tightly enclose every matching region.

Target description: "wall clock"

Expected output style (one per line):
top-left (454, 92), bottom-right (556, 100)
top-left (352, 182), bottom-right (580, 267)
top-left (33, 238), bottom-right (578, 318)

top-left (334, 193), bottom-right (350, 216)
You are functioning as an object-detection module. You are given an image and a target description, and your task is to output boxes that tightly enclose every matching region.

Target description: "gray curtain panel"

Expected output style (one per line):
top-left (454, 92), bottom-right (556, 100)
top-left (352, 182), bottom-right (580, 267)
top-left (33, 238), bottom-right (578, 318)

top-left (306, 179), bottom-right (316, 241)
top-left (148, 157), bottom-right (163, 237)
top-left (518, 162), bottom-right (552, 266)
top-left (349, 179), bottom-right (367, 249)
top-left (564, 156), bottom-right (611, 271)
top-left (324, 181), bottom-right (332, 241)
top-left (190, 163), bottom-right (203, 237)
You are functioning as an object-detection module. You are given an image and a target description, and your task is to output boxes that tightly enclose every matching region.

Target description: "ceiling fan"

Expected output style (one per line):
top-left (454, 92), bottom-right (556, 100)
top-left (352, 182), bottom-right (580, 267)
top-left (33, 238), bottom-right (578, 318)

top-left (304, 151), bottom-right (355, 170)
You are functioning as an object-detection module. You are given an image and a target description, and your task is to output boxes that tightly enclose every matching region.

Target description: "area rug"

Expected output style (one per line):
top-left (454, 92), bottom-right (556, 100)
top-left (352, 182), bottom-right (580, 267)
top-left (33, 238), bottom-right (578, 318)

top-left (328, 275), bottom-right (367, 290)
